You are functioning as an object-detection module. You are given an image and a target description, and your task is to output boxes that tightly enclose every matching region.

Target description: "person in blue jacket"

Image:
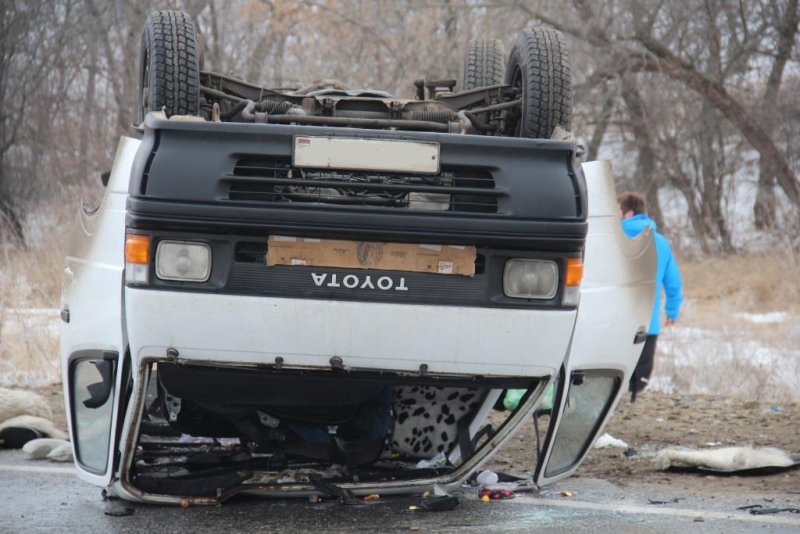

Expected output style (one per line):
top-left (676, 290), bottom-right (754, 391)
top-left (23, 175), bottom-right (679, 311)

top-left (618, 191), bottom-right (683, 401)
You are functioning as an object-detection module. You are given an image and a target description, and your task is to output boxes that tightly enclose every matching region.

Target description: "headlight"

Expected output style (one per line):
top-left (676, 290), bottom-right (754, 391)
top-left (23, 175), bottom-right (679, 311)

top-left (155, 241), bottom-right (211, 282)
top-left (503, 259), bottom-right (558, 299)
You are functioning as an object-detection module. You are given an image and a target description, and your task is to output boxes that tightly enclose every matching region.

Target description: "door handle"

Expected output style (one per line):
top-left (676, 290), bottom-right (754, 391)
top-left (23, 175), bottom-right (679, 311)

top-left (633, 328), bottom-right (648, 344)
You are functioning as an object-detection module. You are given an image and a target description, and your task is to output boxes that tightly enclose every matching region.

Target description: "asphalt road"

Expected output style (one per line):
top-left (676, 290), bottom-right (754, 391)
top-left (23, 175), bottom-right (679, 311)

top-left (2, 451), bottom-right (799, 533)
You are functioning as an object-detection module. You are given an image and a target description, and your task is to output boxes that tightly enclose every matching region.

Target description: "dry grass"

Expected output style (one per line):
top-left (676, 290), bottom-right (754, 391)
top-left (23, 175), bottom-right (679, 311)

top-left (0, 195), bottom-right (83, 387)
top-left (680, 249), bottom-right (800, 322)
top-left (651, 249), bottom-right (800, 403)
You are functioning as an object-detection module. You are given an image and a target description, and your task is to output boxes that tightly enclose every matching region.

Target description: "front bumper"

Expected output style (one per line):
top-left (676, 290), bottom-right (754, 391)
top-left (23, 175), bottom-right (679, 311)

top-left (125, 288), bottom-right (577, 376)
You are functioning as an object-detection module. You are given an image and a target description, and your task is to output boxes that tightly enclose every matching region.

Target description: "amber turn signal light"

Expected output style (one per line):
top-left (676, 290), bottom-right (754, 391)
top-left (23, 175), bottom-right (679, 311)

top-left (565, 257), bottom-right (584, 286)
top-left (125, 234), bottom-right (150, 264)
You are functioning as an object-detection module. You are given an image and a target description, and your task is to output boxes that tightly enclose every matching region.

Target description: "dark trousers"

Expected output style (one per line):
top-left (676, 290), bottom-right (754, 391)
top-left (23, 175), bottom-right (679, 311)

top-left (629, 334), bottom-right (657, 402)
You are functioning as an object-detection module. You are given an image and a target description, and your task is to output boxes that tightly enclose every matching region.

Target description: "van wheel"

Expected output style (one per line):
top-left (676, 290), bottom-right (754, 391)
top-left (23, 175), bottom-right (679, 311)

top-left (463, 38), bottom-right (506, 90)
top-left (505, 28), bottom-right (572, 138)
top-left (138, 10), bottom-right (200, 123)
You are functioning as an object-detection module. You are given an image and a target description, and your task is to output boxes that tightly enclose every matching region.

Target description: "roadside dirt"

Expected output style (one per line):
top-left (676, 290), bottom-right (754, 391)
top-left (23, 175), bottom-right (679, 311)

top-left (486, 389), bottom-right (800, 500)
top-left (35, 385), bottom-right (800, 500)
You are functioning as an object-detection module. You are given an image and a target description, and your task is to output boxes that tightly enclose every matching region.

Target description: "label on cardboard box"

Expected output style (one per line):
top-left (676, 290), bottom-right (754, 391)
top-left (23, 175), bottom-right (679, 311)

top-left (266, 236), bottom-right (475, 276)
top-left (438, 261), bottom-right (454, 274)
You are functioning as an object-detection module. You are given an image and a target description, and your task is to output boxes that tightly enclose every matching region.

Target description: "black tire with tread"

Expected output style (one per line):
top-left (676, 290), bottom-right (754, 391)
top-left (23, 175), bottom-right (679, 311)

top-left (504, 27), bottom-right (572, 139)
top-left (139, 10), bottom-right (200, 122)
top-left (463, 38), bottom-right (506, 90)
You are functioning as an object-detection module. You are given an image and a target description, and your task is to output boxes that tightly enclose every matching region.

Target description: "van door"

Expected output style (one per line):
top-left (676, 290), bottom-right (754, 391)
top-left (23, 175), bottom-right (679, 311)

top-left (535, 160), bottom-right (657, 485)
top-left (60, 137), bottom-right (140, 486)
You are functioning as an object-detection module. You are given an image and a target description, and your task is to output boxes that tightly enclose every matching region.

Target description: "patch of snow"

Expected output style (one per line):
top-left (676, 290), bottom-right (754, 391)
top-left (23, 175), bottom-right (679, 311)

top-left (652, 324), bottom-right (800, 402)
top-left (735, 312), bottom-right (788, 324)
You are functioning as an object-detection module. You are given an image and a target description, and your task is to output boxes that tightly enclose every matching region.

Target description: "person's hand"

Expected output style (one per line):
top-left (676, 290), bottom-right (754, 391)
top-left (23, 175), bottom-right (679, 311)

top-left (665, 318), bottom-right (677, 326)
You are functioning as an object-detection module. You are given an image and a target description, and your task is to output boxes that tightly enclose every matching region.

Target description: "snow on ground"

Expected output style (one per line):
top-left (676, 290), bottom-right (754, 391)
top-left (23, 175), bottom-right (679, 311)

top-left (735, 312), bottom-right (789, 324)
top-left (651, 320), bottom-right (800, 403)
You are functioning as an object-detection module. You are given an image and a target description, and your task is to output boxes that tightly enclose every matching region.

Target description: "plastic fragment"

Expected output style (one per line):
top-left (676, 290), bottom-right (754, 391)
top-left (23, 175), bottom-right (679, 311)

top-left (415, 452), bottom-right (447, 469)
top-left (481, 495), bottom-right (490, 502)
top-left (104, 507), bottom-right (135, 517)
top-left (432, 483), bottom-right (449, 496)
top-left (560, 491), bottom-right (573, 497)
top-left (476, 470), bottom-right (499, 486)
top-left (364, 494), bottom-right (380, 501)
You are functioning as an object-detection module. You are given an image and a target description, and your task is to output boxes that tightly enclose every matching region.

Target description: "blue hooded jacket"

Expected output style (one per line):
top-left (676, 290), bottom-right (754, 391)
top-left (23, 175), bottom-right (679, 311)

top-left (621, 214), bottom-right (683, 335)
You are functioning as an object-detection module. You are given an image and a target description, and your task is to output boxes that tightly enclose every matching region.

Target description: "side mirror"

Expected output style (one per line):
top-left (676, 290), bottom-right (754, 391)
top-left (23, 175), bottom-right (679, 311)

top-left (83, 351), bottom-right (118, 409)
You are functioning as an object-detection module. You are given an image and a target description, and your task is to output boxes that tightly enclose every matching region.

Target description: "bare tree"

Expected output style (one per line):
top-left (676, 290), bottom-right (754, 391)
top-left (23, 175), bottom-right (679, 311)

top-left (514, 0), bottom-right (799, 251)
top-left (2, 0), bottom-right (799, 254)
top-left (753, 0), bottom-right (799, 230)
top-left (1, 1), bottom-right (82, 245)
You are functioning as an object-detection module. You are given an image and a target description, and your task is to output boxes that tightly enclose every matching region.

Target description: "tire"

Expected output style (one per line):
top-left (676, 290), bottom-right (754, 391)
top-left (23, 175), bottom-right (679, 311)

top-left (463, 38), bottom-right (506, 90)
top-left (504, 28), bottom-right (572, 139)
top-left (138, 10), bottom-right (200, 123)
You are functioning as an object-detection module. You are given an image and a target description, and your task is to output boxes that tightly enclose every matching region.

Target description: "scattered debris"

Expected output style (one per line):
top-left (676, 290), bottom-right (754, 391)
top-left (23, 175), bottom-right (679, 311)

top-left (364, 494), bottom-right (380, 502)
top-left (465, 471), bottom-right (533, 491)
top-left (737, 504), bottom-right (800, 515)
top-left (479, 488), bottom-right (514, 500)
top-left (104, 507), bottom-right (135, 517)
top-left (415, 452), bottom-right (447, 469)
top-left (655, 446), bottom-right (800, 475)
top-left (476, 470), bottom-right (499, 486)
top-left (693, 517), bottom-right (705, 522)
top-left (622, 447), bottom-right (638, 458)
top-left (432, 484), bottom-right (449, 496)
top-left (560, 491), bottom-right (573, 497)
top-left (647, 497), bottom-right (684, 505)
top-left (594, 433), bottom-right (628, 449)
top-left (414, 484), bottom-right (460, 511)
top-left (420, 495), bottom-right (461, 511)
top-left (310, 476), bottom-right (360, 505)
top-left (737, 504), bottom-right (761, 511)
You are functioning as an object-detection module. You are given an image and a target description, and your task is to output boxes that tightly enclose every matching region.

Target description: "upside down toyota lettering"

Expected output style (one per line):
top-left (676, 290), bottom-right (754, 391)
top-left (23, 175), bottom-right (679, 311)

top-left (311, 273), bottom-right (409, 291)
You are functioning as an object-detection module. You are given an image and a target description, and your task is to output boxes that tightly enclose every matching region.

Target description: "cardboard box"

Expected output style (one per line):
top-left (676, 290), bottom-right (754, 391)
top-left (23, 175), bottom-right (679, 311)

top-left (266, 236), bottom-right (476, 276)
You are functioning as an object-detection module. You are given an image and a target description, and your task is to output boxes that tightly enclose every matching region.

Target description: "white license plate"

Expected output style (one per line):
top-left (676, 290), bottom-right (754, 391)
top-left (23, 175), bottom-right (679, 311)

top-left (293, 136), bottom-right (440, 174)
